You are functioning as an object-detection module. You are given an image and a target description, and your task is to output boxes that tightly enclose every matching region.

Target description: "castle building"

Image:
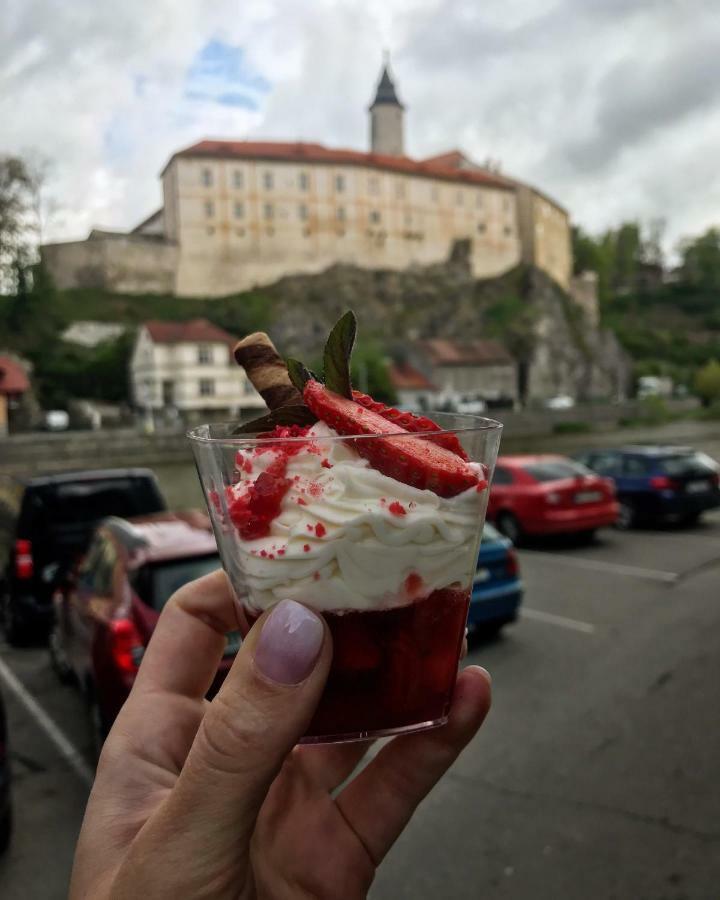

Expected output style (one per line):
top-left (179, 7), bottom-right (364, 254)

top-left (41, 63), bottom-right (572, 298)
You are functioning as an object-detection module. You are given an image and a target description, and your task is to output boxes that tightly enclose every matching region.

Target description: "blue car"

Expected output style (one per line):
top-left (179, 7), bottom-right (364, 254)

top-left (574, 446), bottom-right (720, 529)
top-left (468, 523), bottom-right (523, 632)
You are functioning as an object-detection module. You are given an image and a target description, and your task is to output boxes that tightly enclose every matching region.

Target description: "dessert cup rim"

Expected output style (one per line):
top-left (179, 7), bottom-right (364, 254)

top-left (187, 413), bottom-right (503, 445)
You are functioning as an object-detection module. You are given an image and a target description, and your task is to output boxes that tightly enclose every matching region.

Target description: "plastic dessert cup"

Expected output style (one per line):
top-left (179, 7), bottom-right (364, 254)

top-left (189, 413), bottom-right (502, 744)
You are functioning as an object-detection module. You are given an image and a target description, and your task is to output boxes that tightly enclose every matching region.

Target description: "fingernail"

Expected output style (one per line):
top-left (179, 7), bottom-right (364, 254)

top-left (477, 666), bottom-right (492, 686)
top-left (254, 600), bottom-right (324, 685)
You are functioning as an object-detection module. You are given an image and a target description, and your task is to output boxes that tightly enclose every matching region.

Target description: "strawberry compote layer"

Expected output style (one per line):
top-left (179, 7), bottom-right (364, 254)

top-left (219, 421), bottom-right (487, 739)
top-left (247, 586), bottom-right (470, 740)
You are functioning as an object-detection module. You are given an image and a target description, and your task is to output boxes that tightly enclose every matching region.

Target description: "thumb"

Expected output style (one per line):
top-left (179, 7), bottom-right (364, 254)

top-left (166, 599), bottom-right (330, 858)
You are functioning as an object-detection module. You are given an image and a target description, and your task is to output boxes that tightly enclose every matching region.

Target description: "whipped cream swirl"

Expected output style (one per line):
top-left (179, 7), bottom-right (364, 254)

top-left (222, 423), bottom-right (486, 613)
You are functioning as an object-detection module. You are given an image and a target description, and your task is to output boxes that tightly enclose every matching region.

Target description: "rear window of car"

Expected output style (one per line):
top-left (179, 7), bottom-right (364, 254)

top-left (133, 554), bottom-right (220, 612)
top-left (21, 477), bottom-right (165, 531)
top-left (522, 460), bottom-right (592, 482)
top-left (658, 453), bottom-right (718, 478)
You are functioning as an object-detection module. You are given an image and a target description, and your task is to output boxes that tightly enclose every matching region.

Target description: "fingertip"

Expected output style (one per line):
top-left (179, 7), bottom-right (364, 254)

top-left (448, 666), bottom-right (492, 736)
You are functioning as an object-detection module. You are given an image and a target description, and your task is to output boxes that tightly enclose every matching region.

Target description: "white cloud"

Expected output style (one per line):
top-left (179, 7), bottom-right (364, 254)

top-left (3, 0), bottom-right (720, 252)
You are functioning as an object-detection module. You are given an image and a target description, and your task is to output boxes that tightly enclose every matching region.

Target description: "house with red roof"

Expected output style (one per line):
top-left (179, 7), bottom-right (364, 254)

top-left (0, 355), bottom-right (31, 436)
top-left (130, 319), bottom-right (264, 422)
top-left (412, 339), bottom-right (518, 407)
top-left (40, 61), bottom-right (571, 299)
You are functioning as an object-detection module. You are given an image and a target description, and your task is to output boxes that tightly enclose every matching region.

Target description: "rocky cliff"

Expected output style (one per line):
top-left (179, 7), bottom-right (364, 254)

top-left (246, 246), bottom-right (631, 403)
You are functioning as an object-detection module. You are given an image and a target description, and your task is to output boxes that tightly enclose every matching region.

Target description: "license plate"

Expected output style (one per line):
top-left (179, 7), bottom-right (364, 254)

top-left (473, 568), bottom-right (491, 585)
top-left (224, 631), bottom-right (241, 656)
top-left (575, 490), bottom-right (603, 504)
top-left (686, 480), bottom-right (711, 494)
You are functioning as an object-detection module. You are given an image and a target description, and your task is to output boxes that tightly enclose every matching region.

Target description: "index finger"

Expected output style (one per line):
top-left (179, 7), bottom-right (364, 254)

top-left (132, 568), bottom-right (240, 701)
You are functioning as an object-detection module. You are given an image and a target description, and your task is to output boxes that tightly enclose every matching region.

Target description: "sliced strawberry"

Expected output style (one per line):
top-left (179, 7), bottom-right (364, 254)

top-left (351, 390), bottom-right (469, 460)
top-left (303, 381), bottom-right (480, 498)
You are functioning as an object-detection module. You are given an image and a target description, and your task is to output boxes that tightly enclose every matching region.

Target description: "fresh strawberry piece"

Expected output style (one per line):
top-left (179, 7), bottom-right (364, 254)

top-left (351, 390), bottom-right (469, 460)
top-left (303, 381), bottom-right (479, 498)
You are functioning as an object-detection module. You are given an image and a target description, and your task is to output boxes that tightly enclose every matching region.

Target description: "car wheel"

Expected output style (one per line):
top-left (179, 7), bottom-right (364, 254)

top-left (86, 686), bottom-right (109, 760)
top-left (1, 594), bottom-right (27, 647)
top-left (616, 500), bottom-right (636, 530)
top-left (496, 512), bottom-right (522, 544)
top-left (48, 623), bottom-right (74, 684)
top-left (0, 806), bottom-right (11, 854)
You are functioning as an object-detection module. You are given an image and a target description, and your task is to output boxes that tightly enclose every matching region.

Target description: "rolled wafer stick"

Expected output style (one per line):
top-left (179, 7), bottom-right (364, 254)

top-left (233, 332), bottom-right (302, 410)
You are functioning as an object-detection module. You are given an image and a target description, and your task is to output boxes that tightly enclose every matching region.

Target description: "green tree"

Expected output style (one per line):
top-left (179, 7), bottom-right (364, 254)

top-left (680, 228), bottom-right (720, 290)
top-left (694, 359), bottom-right (720, 407)
top-left (0, 156), bottom-right (34, 291)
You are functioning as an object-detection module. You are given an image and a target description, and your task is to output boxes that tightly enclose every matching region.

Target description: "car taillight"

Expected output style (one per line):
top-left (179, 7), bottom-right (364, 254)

top-left (109, 618), bottom-right (144, 677)
top-left (711, 473), bottom-right (720, 487)
top-left (650, 476), bottom-right (680, 490)
top-left (14, 539), bottom-right (33, 579)
top-left (505, 548), bottom-right (519, 578)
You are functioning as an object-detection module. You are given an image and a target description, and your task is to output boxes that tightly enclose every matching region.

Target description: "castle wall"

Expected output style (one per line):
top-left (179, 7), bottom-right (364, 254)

top-left (168, 157), bottom-right (521, 297)
top-left (41, 236), bottom-right (178, 294)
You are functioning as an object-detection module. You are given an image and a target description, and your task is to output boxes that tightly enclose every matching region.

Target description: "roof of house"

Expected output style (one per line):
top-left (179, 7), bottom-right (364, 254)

top-left (370, 65), bottom-right (404, 109)
top-left (421, 150), bottom-right (473, 169)
top-left (0, 356), bottom-right (30, 395)
top-left (389, 362), bottom-right (436, 391)
top-left (417, 339), bottom-right (514, 367)
top-left (162, 140), bottom-right (515, 191)
top-left (143, 319), bottom-right (236, 346)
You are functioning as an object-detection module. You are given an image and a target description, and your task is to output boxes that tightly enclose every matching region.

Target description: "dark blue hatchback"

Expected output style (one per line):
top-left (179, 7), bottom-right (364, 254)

top-left (574, 446), bottom-right (720, 529)
top-left (468, 523), bottom-right (523, 632)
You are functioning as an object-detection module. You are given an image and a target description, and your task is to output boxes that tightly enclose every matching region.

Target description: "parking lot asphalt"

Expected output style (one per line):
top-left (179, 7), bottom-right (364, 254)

top-left (1, 512), bottom-right (719, 899)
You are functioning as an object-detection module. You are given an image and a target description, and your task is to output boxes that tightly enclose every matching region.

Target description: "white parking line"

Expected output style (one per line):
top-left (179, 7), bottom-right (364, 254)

top-left (0, 656), bottom-right (94, 787)
top-left (521, 607), bottom-right (597, 634)
top-left (522, 551), bottom-right (678, 584)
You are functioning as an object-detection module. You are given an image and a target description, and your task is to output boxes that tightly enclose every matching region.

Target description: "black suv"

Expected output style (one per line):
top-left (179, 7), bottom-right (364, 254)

top-left (0, 469), bottom-right (166, 643)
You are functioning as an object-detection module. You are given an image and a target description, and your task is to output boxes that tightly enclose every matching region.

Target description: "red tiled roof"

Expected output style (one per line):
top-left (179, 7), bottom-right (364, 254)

top-left (418, 339), bottom-right (514, 367)
top-left (143, 319), bottom-right (236, 346)
top-left (164, 140), bottom-right (515, 191)
top-left (421, 150), bottom-right (471, 169)
top-left (0, 356), bottom-right (30, 395)
top-left (389, 362), bottom-right (436, 391)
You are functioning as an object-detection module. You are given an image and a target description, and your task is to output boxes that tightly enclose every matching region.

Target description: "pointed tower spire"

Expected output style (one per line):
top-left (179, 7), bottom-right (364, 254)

top-left (368, 55), bottom-right (405, 156)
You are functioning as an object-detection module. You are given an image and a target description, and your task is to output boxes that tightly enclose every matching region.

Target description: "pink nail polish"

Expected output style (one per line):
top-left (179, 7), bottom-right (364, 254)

top-left (254, 600), bottom-right (324, 685)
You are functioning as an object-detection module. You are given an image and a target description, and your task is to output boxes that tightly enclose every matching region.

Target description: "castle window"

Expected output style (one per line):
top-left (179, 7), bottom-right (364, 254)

top-left (369, 210), bottom-right (381, 224)
top-left (264, 203), bottom-right (274, 220)
top-left (233, 170), bottom-right (243, 189)
top-left (299, 172), bottom-right (309, 191)
top-left (204, 200), bottom-right (215, 218)
top-left (504, 225), bottom-right (513, 236)
top-left (336, 207), bottom-right (346, 221)
top-left (197, 345), bottom-right (212, 365)
top-left (234, 201), bottom-right (244, 219)
top-left (206, 226), bottom-right (215, 235)
top-left (477, 222), bottom-right (486, 234)
top-left (199, 378), bottom-right (215, 397)
top-left (201, 167), bottom-right (213, 187)
top-left (298, 203), bottom-right (308, 221)
top-left (335, 174), bottom-right (345, 192)
top-left (404, 211), bottom-right (412, 227)
top-left (369, 176), bottom-right (380, 195)
top-left (263, 171), bottom-right (274, 190)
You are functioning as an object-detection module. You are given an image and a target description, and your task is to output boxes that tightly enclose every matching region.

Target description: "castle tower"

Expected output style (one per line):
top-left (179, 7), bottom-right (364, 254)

top-left (369, 58), bottom-right (405, 156)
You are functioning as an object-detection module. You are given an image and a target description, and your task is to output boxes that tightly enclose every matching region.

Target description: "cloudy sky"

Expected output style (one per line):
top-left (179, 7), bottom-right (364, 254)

top-left (3, 0), bottom-right (720, 252)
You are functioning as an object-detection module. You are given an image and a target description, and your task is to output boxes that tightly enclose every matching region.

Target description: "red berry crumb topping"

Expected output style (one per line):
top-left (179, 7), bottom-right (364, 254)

top-left (321, 459), bottom-right (332, 469)
top-left (388, 501), bottom-right (407, 517)
top-left (315, 523), bottom-right (327, 538)
top-left (303, 544), bottom-right (311, 553)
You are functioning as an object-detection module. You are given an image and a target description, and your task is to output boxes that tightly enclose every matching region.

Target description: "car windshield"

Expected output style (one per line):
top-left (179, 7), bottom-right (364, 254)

top-left (522, 460), bottom-right (592, 482)
top-left (659, 453), bottom-right (718, 478)
top-left (133, 554), bottom-right (220, 612)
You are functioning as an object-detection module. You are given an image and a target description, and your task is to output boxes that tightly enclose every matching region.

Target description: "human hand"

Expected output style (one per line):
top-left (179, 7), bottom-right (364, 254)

top-left (70, 570), bottom-right (491, 899)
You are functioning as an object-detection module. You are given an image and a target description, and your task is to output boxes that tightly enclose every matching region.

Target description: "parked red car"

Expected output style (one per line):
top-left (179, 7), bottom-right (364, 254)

top-left (488, 455), bottom-right (619, 542)
top-left (49, 512), bottom-right (234, 749)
